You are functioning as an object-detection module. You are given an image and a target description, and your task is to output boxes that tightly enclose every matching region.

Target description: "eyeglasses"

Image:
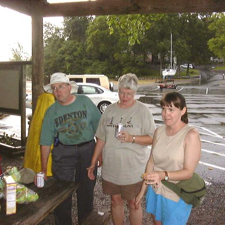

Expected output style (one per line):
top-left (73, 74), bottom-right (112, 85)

top-left (51, 84), bottom-right (69, 92)
top-left (118, 91), bottom-right (135, 97)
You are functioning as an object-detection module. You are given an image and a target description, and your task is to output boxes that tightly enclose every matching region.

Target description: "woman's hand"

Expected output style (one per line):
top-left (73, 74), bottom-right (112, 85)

top-left (87, 163), bottom-right (96, 180)
top-left (142, 171), bottom-right (164, 188)
top-left (117, 131), bottom-right (133, 143)
top-left (117, 132), bottom-right (153, 146)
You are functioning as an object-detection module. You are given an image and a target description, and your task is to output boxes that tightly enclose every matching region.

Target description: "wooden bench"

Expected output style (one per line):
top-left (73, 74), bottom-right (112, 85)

top-left (81, 210), bottom-right (112, 225)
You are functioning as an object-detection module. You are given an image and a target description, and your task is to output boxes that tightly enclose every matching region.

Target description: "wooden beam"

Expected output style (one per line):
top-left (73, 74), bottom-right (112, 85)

top-left (43, 0), bottom-right (225, 17)
top-left (1, 0), bottom-right (225, 17)
top-left (0, 0), bottom-right (36, 16)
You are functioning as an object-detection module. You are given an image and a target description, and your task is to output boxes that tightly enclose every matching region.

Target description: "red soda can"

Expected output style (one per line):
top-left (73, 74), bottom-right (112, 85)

top-left (36, 172), bottom-right (44, 188)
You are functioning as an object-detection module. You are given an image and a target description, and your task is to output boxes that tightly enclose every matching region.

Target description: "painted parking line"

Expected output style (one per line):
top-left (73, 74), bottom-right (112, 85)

top-left (199, 161), bottom-right (225, 171)
top-left (193, 125), bottom-right (223, 136)
top-left (201, 139), bottom-right (225, 147)
top-left (202, 149), bottom-right (225, 157)
top-left (194, 126), bottom-right (224, 139)
top-left (152, 86), bottom-right (160, 91)
top-left (199, 132), bottom-right (224, 139)
top-left (177, 87), bottom-right (184, 92)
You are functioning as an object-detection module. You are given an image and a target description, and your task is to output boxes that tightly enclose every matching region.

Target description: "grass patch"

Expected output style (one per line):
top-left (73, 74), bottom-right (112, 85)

top-left (110, 68), bottom-right (200, 83)
top-left (180, 69), bottom-right (200, 77)
top-left (214, 65), bottom-right (225, 70)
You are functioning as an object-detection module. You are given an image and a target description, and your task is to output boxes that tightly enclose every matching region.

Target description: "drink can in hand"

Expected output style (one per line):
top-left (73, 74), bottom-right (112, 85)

top-left (115, 123), bottom-right (124, 137)
top-left (36, 172), bottom-right (44, 188)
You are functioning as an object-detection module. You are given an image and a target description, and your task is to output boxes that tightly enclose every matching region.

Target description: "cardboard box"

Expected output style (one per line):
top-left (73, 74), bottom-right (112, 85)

top-left (4, 175), bottom-right (17, 215)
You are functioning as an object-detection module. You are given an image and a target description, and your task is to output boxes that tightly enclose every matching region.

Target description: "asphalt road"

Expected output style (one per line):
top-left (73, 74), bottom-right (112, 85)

top-left (137, 72), bottom-right (225, 185)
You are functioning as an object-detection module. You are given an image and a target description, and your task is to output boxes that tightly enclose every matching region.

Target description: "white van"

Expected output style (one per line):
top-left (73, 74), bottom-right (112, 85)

top-left (67, 74), bottom-right (113, 91)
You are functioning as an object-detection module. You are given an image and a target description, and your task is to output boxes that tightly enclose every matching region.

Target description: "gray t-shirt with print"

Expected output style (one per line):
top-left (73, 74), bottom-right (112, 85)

top-left (96, 100), bottom-right (156, 185)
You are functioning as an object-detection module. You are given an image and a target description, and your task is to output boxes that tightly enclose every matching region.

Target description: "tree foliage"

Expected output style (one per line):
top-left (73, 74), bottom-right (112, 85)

top-left (10, 43), bottom-right (30, 61)
top-left (10, 42), bottom-right (32, 79)
top-left (38, 13), bottom-right (218, 79)
top-left (107, 14), bottom-right (158, 45)
top-left (208, 13), bottom-right (225, 59)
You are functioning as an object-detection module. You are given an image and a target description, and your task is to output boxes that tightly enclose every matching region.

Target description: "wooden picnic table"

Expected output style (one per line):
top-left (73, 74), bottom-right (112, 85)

top-left (0, 177), bottom-right (79, 225)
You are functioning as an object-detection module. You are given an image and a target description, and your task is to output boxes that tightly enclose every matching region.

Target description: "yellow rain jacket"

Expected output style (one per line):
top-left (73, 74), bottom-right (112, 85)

top-left (23, 93), bottom-right (55, 176)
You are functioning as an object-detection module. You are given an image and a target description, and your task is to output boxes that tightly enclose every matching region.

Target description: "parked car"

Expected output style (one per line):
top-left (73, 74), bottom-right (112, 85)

top-left (75, 83), bottom-right (118, 113)
top-left (180, 63), bottom-right (194, 69)
top-left (26, 83), bottom-right (119, 114)
top-left (158, 80), bottom-right (177, 90)
top-left (67, 74), bottom-right (114, 91)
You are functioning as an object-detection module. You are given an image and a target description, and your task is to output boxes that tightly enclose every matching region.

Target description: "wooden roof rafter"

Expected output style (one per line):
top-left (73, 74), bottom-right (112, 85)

top-left (44, 0), bottom-right (225, 17)
top-left (0, 0), bottom-right (47, 16)
top-left (0, 0), bottom-right (225, 18)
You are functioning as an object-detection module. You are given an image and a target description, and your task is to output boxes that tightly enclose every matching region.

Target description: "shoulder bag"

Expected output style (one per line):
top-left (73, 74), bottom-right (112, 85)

top-left (161, 173), bottom-right (206, 207)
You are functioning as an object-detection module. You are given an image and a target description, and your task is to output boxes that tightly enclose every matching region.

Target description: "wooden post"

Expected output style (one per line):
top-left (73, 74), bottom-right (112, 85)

top-left (31, 5), bottom-right (44, 113)
top-left (159, 53), bottom-right (162, 80)
top-left (21, 64), bottom-right (27, 146)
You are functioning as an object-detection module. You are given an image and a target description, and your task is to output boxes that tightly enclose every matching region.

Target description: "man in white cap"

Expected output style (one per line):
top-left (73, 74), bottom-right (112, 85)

top-left (40, 72), bottom-right (101, 225)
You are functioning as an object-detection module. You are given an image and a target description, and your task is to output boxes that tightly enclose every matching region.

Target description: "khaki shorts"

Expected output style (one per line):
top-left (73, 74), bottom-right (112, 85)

top-left (102, 179), bottom-right (142, 200)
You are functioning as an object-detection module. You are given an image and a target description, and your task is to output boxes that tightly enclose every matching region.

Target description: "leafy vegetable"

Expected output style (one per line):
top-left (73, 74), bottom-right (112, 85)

top-left (16, 184), bottom-right (39, 204)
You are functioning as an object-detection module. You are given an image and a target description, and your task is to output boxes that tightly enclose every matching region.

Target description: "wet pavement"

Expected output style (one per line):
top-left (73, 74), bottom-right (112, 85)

top-left (0, 108), bottom-right (32, 138)
top-left (136, 73), bottom-right (225, 185)
top-left (0, 73), bottom-right (224, 184)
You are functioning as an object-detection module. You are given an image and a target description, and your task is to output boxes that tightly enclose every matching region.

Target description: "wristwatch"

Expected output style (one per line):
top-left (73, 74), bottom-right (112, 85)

top-left (164, 171), bottom-right (169, 181)
top-left (132, 135), bottom-right (136, 143)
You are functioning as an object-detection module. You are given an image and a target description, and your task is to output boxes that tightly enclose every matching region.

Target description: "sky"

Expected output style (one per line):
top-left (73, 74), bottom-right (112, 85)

top-left (0, 6), bottom-right (64, 61)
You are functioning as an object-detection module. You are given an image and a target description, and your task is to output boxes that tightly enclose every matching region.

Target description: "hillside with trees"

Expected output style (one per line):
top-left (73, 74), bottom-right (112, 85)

top-left (12, 13), bottom-right (225, 80)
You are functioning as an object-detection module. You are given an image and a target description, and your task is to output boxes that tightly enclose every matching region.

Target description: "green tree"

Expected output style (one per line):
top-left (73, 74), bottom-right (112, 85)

top-left (62, 17), bottom-right (92, 74)
top-left (142, 13), bottom-right (213, 77)
top-left (10, 42), bottom-right (30, 61)
top-left (63, 16), bottom-right (92, 42)
top-left (107, 14), bottom-right (161, 46)
top-left (105, 13), bottom-right (213, 77)
top-left (86, 16), bottom-right (124, 76)
top-left (42, 13), bottom-right (214, 79)
top-left (44, 22), bottom-right (66, 79)
top-left (178, 13), bottom-right (213, 65)
top-left (44, 17), bottom-right (92, 77)
top-left (208, 13), bottom-right (225, 60)
top-left (10, 42), bottom-right (32, 79)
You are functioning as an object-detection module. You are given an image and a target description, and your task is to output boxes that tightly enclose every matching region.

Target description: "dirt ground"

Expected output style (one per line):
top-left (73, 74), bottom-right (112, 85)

top-left (1, 155), bottom-right (225, 225)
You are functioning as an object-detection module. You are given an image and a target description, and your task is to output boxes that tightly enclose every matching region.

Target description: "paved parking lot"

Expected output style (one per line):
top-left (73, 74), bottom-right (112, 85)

top-left (137, 73), bottom-right (225, 184)
top-left (1, 74), bottom-right (224, 184)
